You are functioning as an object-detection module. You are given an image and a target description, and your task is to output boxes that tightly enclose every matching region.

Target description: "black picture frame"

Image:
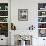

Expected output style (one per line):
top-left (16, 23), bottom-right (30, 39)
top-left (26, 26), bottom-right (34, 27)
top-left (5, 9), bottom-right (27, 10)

top-left (18, 9), bottom-right (28, 21)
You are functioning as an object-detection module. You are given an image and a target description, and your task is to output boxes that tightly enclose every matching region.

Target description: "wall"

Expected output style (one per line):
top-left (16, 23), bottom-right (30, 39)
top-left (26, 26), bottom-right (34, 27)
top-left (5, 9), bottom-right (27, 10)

top-left (11, 0), bottom-right (46, 46)
top-left (11, 0), bottom-right (46, 30)
top-left (11, 0), bottom-right (38, 30)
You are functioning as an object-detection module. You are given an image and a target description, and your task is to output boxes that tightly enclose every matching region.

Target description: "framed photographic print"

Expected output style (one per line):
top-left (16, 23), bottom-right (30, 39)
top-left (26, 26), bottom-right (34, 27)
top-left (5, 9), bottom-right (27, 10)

top-left (18, 9), bottom-right (28, 21)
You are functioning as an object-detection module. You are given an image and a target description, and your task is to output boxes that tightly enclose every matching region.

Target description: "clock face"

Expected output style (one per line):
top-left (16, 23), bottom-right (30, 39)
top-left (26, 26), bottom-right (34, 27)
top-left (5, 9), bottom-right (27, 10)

top-left (40, 29), bottom-right (45, 34)
top-left (39, 29), bottom-right (46, 37)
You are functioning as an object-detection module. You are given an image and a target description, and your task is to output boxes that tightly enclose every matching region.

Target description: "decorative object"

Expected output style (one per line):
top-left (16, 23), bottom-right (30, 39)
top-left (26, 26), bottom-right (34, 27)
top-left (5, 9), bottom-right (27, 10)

top-left (42, 12), bottom-right (45, 15)
top-left (0, 17), bottom-right (8, 22)
top-left (11, 23), bottom-right (16, 30)
top-left (39, 29), bottom-right (46, 37)
top-left (38, 17), bottom-right (46, 22)
top-left (0, 3), bottom-right (8, 10)
top-left (15, 35), bottom-right (32, 46)
top-left (0, 6), bottom-right (1, 10)
top-left (18, 9), bottom-right (28, 21)
top-left (5, 6), bottom-right (8, 10)
top-left (0, 11), bottom-right (8, 16)
top-left (38, 23), bottom-right (46, 28)
top-left (0, 23), bottom-right (8, 37)
top-left (38, 3), bottom-right (46, 10)
top-left (38, 11), bottom-right (46, 16)
top-left (29, 25), bottom-right (35, 30)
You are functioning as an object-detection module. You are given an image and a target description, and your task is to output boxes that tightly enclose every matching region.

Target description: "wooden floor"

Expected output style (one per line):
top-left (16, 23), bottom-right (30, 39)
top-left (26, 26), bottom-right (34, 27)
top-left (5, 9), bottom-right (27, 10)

top-left (0, 45), bottom-right (8, 46)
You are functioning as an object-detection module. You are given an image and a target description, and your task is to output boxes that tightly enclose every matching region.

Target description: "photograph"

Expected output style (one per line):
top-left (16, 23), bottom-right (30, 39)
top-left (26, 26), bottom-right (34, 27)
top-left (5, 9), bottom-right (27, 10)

top-left (18, 9), bottom-right (28, 21)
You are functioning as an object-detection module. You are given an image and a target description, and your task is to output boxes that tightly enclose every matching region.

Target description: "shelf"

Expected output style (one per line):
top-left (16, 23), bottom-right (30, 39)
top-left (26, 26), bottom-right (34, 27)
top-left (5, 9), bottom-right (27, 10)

top-left (0, 16), bottom-right (8, 17)
top-left (0, 10), bottom-right (8, 11)
top-left (38, 28), bottom-right (46, 29)
top-left (0, 22), bottom-right (8, 23)
top-left (38, 22), bottom-right (46, 23)
top-left (38, 3), bottom-right (46, 37)
top-left (38, 15), bottom-right (46, 17)
top-left (0, 3), bottom-right (8, 37)
top-left (38, 10), bottom-right (46, 11)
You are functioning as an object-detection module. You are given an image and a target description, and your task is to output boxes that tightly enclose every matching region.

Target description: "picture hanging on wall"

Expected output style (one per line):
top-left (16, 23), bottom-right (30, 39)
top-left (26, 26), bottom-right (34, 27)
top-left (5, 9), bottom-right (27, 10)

top-left (18, 9), bottom-right (28, 21)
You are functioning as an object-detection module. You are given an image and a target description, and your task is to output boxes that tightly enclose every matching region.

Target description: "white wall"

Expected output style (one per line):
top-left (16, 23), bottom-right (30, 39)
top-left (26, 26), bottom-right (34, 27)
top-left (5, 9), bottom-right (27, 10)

top-left (11, 0), bottom-right (46, 30)
top-left (11, 0), bottom-right (38, 30)
top-left (11, 0), bottom-right (46, 46)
